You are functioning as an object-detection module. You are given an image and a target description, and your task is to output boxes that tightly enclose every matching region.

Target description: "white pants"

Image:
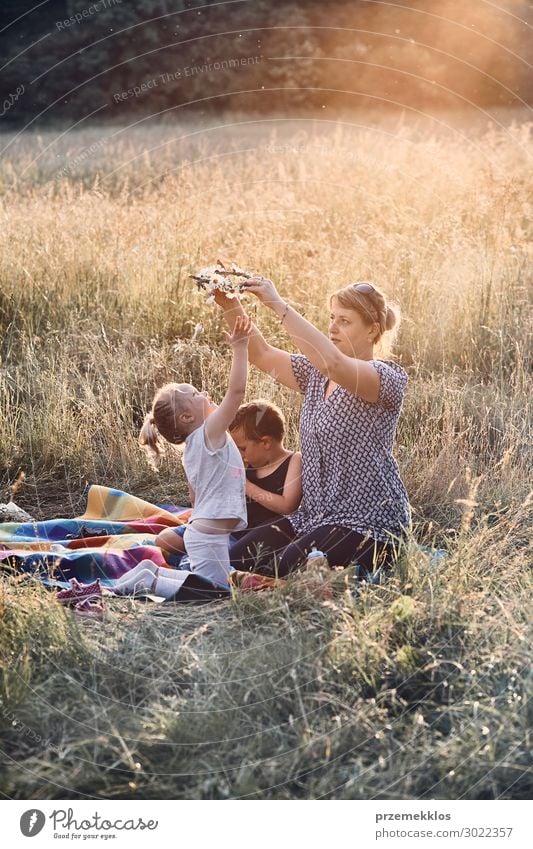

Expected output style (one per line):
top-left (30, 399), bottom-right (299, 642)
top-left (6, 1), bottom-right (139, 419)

top-left (183, 525), bottom-right (232, 587)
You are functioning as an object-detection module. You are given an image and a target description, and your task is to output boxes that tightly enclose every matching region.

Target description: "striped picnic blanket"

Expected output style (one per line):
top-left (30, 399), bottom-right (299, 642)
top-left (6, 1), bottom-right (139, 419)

top-left (0, 485), bottom-right (192, 589)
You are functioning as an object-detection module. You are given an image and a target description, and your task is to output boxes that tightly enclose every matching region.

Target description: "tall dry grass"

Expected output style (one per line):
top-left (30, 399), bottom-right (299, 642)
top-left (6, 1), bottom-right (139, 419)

top-left (0, 118), bottom-right (531, 798)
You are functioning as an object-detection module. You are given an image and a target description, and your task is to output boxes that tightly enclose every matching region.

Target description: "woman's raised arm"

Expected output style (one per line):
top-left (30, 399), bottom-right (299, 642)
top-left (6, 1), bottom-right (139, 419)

top-left (213, 290), bottom-right (300, 392)
top-left (242, 278), bottom-right (380, 404)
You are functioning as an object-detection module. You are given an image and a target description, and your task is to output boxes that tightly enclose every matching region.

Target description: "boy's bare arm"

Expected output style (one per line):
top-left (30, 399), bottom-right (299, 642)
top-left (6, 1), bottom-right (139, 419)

top-left (245, 452), bottom-right (302, 515)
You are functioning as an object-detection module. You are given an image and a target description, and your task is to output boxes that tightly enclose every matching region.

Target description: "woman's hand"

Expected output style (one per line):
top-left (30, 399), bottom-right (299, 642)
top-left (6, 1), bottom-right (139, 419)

top-left (212, 288), bottom-right (238, 310)
top-left (243, 276), bottom-right (284, 309)
top-left (224, 314), bottom-right (253, 347)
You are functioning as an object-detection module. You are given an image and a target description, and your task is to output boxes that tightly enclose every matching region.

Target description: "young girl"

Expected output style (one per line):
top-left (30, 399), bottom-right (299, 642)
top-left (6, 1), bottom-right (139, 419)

top-left (110, 315), bottom-right (253, 598)
top-left (156, 399), bottom-right (302, 562)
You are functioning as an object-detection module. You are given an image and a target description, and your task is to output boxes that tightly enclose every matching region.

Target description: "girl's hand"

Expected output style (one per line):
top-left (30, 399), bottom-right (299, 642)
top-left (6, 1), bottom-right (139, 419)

top-left (243, 276), bottom-right (283, 309)
top-left (224, 315), bottom-right (253, 347)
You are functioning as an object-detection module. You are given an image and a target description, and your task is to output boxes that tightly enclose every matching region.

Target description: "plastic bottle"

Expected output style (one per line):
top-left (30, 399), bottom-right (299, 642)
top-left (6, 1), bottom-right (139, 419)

top-left (305, 548), bottom-right (329, 571)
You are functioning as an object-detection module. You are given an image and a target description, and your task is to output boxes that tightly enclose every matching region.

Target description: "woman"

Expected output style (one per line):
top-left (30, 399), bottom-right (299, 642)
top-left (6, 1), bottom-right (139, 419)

top-left (214, 277), bottom-right (411, 578)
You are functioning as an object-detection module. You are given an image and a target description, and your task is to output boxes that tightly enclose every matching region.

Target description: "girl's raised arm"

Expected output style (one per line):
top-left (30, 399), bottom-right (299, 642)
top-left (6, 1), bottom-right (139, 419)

top-left (204, 316), bottom-right (252, 450)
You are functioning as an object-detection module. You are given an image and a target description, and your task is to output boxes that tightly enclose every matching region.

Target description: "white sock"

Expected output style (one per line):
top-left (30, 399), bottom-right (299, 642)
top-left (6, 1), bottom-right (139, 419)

top-left (114, 560), bottom-right (157, 594)
top-left (114, 560), bottom-right (192, 600)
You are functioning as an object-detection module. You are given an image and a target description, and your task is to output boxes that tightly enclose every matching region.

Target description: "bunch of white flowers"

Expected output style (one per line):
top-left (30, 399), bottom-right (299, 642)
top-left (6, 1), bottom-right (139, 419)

top-left (190, 261), bottom-right (254, 303)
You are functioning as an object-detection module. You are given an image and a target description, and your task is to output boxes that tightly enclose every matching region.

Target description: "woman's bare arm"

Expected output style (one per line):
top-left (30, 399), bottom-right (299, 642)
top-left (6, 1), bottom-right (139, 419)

top-left (214, 291), bottom-right (300, 392)
top-left (242, 280), bottom-right (380, 403)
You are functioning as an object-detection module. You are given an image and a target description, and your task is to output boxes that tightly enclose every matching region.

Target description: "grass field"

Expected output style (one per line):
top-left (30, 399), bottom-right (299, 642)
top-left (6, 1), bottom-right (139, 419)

top-left (0, 115), bottom-right (531, 799)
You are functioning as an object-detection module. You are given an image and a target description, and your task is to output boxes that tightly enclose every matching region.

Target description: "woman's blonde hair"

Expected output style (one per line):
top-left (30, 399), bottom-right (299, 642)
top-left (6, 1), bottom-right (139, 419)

top-left (139, 383), bottom-right (189, 468)
top-left (331, 281), bottom-right (400, 352)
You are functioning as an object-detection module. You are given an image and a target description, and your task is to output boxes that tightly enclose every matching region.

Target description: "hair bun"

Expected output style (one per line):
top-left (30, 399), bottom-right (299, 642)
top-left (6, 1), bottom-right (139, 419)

top-left (385, 304), bottom-right (399, 331)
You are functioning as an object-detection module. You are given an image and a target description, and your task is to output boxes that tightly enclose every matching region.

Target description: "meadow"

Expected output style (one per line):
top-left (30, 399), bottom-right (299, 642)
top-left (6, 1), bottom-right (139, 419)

top-left (0, 115), bottom-right (531, 799)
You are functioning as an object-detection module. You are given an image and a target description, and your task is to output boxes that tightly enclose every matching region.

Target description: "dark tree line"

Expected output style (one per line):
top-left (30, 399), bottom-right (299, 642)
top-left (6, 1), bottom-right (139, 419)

top-left (1, 0), bottom-right (531, 127)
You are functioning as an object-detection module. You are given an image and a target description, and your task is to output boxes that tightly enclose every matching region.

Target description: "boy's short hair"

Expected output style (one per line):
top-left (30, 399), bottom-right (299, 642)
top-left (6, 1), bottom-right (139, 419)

top-left (229, 399), bottom-right (286, 442)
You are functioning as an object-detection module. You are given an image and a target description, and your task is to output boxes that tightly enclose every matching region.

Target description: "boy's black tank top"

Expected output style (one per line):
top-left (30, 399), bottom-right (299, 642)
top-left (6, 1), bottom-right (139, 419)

top-left (245, 454), bottom-right (293, 528)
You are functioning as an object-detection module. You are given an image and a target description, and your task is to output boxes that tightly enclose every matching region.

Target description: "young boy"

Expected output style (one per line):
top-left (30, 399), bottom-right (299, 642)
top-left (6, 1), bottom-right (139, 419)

top-left (229, 400), bottom-right (302, 531)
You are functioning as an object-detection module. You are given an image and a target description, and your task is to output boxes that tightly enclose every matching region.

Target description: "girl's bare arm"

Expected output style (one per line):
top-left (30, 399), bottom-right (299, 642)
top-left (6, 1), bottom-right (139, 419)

top-left (204, 315), bottom-right (251, 450)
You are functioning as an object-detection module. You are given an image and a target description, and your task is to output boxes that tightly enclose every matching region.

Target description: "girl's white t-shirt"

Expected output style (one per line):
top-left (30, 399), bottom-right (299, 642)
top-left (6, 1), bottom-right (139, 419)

top-left (182, 423), bottom-right (247, 530)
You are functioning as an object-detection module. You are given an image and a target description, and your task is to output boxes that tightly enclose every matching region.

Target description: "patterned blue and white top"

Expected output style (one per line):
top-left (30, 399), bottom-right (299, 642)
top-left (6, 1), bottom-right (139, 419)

top-left (289, 354), bottom-right (411, 543)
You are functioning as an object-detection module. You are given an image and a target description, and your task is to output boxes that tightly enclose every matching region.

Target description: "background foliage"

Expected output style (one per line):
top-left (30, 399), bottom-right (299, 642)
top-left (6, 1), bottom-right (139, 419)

top-left (1, 0), bottom-right (532, 127)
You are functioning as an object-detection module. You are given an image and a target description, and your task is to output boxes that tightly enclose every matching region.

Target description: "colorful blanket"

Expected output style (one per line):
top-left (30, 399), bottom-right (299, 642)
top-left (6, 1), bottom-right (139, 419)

top-left (0, 485), bottom-right (192, 589)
